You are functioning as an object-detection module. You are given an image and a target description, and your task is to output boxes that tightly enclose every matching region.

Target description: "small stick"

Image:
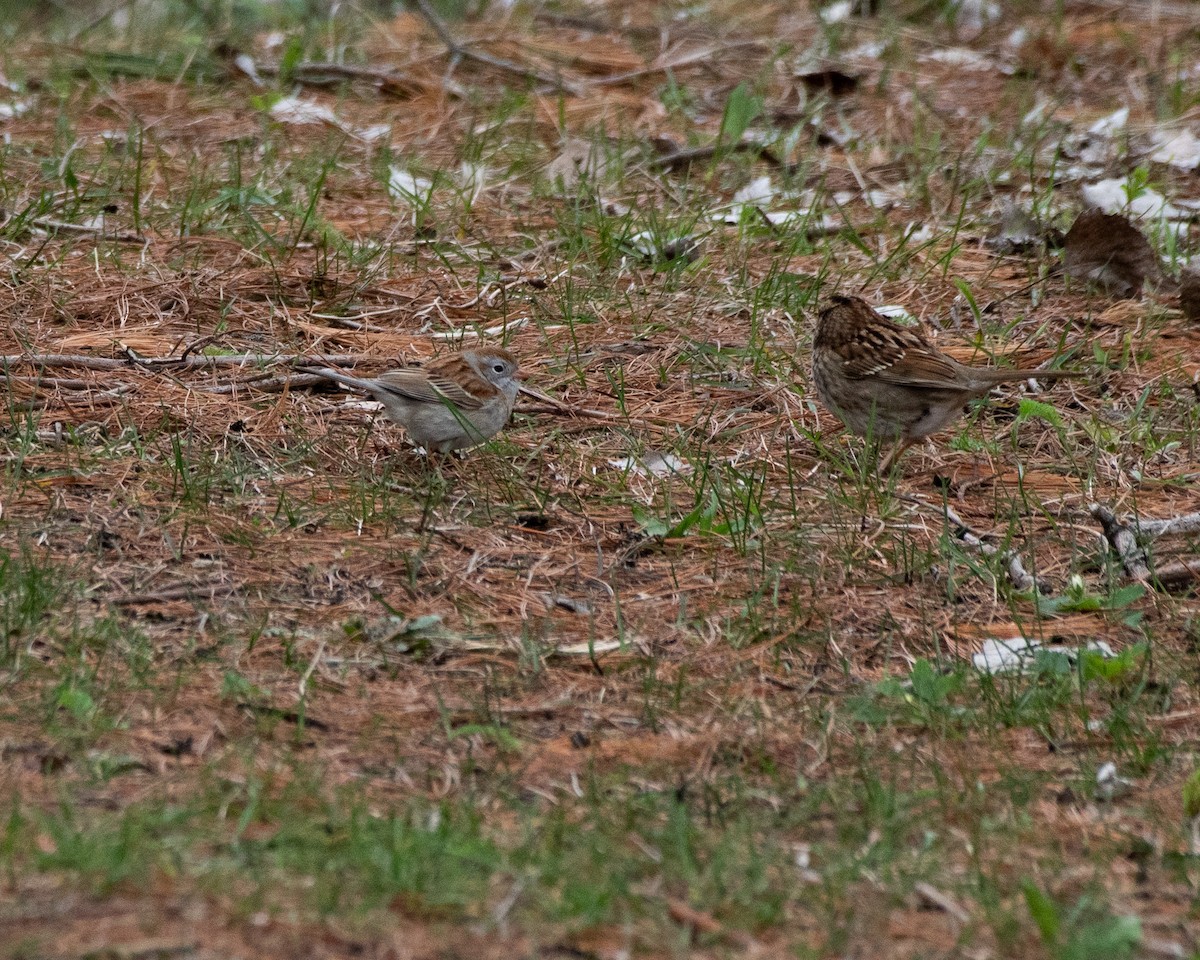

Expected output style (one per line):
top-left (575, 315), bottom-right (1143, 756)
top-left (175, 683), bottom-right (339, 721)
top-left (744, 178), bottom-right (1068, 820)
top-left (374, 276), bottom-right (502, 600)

top-left (649, 139), bottom-right (785, 171)
top-left (0, 353), bottom-right (364, 372)
top-left (903, 496), bottom-right (1047, 593)
top-left (588, 40), bottom-right (763, 88)
top-left (201, 373), bottom-right (329, 395)
top-left (515, 384), bottom-right (678, 431)
top-left (412, 0), bottom-right (585, 96)
top-left (1152, 558), bottom-right (1200, 589)
top-left (1131, 510), bottom-right (1200, 539)
top-left (109, 582), bottom-right (237, 605)
top-left (29, 217), bottom-right (146, 244)
top-left (1089, 502), bottom-right (1151, 580)
top-left (944, 504), bottom-right (1043, 593)
top-left (255, 60), bottom-right (419, 96)
top-left (0, 376), bottom-right (102, 390)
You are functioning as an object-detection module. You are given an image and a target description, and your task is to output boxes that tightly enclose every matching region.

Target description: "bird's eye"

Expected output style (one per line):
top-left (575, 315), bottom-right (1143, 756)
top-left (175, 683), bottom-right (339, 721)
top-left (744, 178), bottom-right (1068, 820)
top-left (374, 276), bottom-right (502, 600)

top-left (493, 363), bottom-right (505, 373)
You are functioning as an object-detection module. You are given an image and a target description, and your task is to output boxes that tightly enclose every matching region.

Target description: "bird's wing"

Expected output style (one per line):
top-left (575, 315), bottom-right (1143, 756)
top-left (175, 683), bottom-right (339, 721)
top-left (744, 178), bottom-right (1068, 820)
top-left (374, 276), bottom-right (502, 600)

top-left (870, 343), bottom-right (966, 390)
top-left (839, 326), bottom-right (964, 390)
top-left (372, 369), bottom-right (487, 409)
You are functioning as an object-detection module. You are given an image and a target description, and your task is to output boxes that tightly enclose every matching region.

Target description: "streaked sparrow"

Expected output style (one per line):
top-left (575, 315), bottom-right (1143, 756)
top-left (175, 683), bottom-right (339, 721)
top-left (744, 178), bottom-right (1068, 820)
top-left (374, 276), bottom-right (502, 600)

top-left (303, 347), bottom-right (521, 453)
top-left (812, 295), bottom-right (1082, 469)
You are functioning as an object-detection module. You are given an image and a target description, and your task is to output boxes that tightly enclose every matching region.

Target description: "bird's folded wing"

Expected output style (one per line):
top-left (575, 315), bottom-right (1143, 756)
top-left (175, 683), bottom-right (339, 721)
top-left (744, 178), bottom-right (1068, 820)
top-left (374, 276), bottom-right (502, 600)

top-left (373, 370), bottom-right (486, 409)
top-left (840, 326), bottom-right (962, 390)
top-left (871, 348), bottom-right (965, 390)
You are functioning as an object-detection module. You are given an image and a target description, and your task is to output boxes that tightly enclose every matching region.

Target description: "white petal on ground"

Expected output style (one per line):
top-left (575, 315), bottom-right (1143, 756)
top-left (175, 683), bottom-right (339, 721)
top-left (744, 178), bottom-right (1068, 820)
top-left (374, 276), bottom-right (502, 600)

top-left (458, 162), bottom-right (489, 204)
top-left (972, 636), bottom-right (1116, 674)
top-left (1088, 106), bottom-right (1129, 137)
top-left (270, 95), bottom-right (341, 127)
top-left (388, 167), bottom-right (434, 202)
top-left (819, 0), bottom-right (854, 24)
top-left (1082, 177), bottom-right (1189, 223)
top-left (1151, 128), bottom-right (1200, 171)
top-left (875, 305), bottom-right (919, 324)
top-left (952, 0), bottom-right (1001, 34)
top-left (359, 124), bottom-right (391, 143)
top-left (233, 55), bottom-right (264, 86)
top-left (0, 99), bottom-right (32, 120)
top-left (733, 176), bottom-right (775, 207)
top-left (920, 48), bottom-right (991, 70)
top-left (609, 453), bottom-right (691, 478)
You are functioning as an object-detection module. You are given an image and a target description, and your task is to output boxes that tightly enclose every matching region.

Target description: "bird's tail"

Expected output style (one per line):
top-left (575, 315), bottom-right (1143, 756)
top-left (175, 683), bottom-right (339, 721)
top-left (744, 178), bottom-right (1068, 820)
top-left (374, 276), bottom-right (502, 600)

top-left (978, 366), bottom-right (1084, 384)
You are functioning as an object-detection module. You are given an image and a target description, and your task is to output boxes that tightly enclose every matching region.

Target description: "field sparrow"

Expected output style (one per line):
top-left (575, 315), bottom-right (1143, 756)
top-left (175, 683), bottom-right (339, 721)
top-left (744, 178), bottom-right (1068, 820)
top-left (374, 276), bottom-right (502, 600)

top-left (304, 348), bottom-right (521, 452)
top-left (812, 295), bottom-right (1082, 470)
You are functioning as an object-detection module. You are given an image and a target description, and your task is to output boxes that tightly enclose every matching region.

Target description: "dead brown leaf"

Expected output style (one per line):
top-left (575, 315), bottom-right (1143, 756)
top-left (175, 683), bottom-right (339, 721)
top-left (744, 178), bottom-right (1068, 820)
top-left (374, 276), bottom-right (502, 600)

top-left (1063, 209), bottom-right (1161, 298)
top-left (1181, 266), bottom-right (1200, 323)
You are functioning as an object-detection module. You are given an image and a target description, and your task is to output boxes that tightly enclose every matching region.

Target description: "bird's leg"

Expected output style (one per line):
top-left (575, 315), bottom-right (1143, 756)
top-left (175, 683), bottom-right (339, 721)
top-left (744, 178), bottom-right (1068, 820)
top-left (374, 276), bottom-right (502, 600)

top-left (879, 439), bottom-right (915, 474)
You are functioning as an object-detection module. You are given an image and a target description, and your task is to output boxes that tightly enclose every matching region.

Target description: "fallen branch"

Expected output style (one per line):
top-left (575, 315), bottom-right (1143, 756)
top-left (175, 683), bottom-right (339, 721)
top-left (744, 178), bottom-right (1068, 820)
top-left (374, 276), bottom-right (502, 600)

top-left (1, 375), bottom-right (104, 390)
top-left (108, 581), bottom-right (238, 604)
top-left (412, 0), bottom-right (585, 96)
top-left (650, 139), bottom-right (786, 171)
top-left (588, 40), bottom-right (763, 88)
top-left (1131, 510), bottom-right (1200, 539)
top-left (30, 216), bottom-right (146, 244)
top-left (202, 373), bottom-right (328, 395)
top-left (1089, 502), bottom-right (1151, 580)
top-left (900, 496), bottom-right (1050, 593)
top-left (0, 353), bottom-right (363, 372)
top-left (255, 60), bottom-right (421, 97)
top-left (940, 503), bottom-right (1046, 593)
top-left (1152, 558), bottom-right (1200, 589)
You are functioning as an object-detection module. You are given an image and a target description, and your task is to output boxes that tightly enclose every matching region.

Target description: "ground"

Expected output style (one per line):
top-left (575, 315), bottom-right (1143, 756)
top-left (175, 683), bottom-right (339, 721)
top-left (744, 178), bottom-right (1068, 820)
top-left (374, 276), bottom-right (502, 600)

top-left (2, 0), bottom-right (1200, 957)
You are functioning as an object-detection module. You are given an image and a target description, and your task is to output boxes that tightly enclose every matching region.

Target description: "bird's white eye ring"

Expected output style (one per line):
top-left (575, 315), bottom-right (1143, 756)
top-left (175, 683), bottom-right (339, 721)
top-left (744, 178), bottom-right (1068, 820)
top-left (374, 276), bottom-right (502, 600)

top-left (493, 363), bottom-right (505, 373)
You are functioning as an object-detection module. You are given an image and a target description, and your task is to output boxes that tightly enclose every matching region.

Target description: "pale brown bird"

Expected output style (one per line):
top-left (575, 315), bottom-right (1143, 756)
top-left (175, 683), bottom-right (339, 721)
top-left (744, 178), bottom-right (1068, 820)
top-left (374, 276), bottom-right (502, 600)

top-left (303, 348), bottom-right (521, 453)
top-left (812, 295), bottom-right (1082, 471)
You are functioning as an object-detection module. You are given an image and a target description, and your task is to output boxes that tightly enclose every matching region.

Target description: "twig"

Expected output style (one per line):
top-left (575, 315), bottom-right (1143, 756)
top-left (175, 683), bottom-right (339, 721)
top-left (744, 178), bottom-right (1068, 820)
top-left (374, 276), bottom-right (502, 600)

top-left (255, 60), bottom-right (419, 96)
top-left (1131, 510), bottom-right (1200, 539)
top-left (954, 517), bottom-right (1041, 593)
top-left (298, 638), bottom-right (327, 699)
top-left (30, 216), bottom-right (146, 244)
top-left (913, 882), bottom-right (971, 925)
top-left (237, 702), bottom-right (331, 732)
top-left (308, 314), bottom-right (390, 333)
top-left (109, 582), bottom-right (238, 605)
top-left (515, 385), bottom-right (679, 432)
top-left (649, 139), bottom-right (785, 171)
top-left (588, 40), bottom-right (763, 88)
top-left (916, 498), bottom-right (1047, 593)
top-left (0, 376), bottom-right (102, 390)
top-left (200, 373), bottom-right (329, 395)
top-left (1089, 502), bottom-right (1151, 580)
top-left (412, 0), bottom-right (585, 96)
top-left (429, 317), bottom-right (529, 340)
top-left (1151, 558), bottom-right (1200, 589)
top-left (0, 353), bottom-right (363, 372)
top-left (665, 898), bottom-right (760, 950)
